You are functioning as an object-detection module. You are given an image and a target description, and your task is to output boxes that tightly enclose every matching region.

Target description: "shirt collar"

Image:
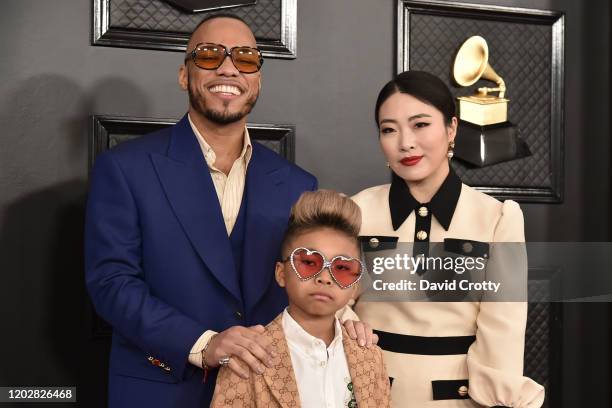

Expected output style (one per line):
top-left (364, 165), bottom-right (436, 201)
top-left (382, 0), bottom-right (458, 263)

top-left (388, 167), bottom-right (462, 231)
top-left (282, 308), bottom-right (343, 353)
top-left (187, 114), bottom-right (252, 170)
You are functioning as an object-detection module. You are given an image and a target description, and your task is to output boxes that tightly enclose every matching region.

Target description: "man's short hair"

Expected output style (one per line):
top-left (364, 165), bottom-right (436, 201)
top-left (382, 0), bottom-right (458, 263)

top-left (188, 12), bottom-right (253, 43)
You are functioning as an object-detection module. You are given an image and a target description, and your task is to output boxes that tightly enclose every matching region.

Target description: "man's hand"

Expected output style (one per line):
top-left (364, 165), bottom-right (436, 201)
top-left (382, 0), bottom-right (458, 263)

top-left (343, 320), bottom-right (379, 347)
top-left (205, 325), bottom-right (275, 379)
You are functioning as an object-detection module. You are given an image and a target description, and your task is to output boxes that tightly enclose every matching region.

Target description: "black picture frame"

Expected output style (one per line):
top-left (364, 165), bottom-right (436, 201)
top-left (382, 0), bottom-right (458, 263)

top-left (88, 114), bottom-right (296, 337)
top-left (90, 114), bottom-right (295, 169)
top-left (397, 0), bottom-right (565, 203)
top-left (92, 0), bottom-right (297, 58)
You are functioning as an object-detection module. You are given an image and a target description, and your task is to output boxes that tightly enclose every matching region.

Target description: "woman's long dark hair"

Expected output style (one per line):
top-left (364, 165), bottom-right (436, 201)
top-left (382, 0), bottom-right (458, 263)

top-left (375, 70), bottom-right (456, 127)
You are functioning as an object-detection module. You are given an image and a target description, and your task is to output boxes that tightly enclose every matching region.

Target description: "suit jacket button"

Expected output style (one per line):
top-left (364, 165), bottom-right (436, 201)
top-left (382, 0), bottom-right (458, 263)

top-left (458, 385), bottom-right (469, 397)
top-left (418, 206), bottom-right (429, 217)
top-left (462, 242), bottom-right (473, 254)
top-left (235, 311), bottom-right (243, 319)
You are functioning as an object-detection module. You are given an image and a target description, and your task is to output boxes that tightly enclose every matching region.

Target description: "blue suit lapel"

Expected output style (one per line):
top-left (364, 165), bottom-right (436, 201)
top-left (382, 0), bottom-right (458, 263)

top-left (242, 143), bottom-right (290, 311)
top-left (150, 115), bottom-right (241, 302)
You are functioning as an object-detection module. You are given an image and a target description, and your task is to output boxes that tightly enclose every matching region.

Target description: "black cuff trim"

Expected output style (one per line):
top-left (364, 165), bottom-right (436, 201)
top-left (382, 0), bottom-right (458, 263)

top-left (374, 330), bottom-right (475, 355)
top-left (359, 235), bottom-right (398, 252)
top-left (444, 238), bottom-right (489, 258)
top-left (432, 379), bottom-right (470, 400)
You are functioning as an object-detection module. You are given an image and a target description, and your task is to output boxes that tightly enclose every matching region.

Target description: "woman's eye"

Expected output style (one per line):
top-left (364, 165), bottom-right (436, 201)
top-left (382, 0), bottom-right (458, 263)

top-left (380, 127), bottom-right (396, 134)
top-left (415, 122), bottom-right (430, 129)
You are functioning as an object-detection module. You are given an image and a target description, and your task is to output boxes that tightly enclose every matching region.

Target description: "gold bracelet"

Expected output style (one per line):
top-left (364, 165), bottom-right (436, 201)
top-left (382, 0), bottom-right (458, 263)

top-left (201, 333), bottom-right (217, 383)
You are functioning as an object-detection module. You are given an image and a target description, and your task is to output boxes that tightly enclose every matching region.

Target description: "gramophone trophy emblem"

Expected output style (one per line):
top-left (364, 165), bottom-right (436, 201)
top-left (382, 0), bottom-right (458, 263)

top-left (452, 36), bottom-right (530, 167)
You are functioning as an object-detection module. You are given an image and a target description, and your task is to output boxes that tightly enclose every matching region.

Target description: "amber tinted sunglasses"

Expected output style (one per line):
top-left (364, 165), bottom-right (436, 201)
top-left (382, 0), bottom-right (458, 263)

top-left (283, 247), bottom-right (364, 289)
top-left (185, 42), bottom-right (264, 74)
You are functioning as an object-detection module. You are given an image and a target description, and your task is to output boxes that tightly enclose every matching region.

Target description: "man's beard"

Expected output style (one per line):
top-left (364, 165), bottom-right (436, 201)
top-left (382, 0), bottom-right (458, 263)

top-left (188, 80), bottom-right (258, 125)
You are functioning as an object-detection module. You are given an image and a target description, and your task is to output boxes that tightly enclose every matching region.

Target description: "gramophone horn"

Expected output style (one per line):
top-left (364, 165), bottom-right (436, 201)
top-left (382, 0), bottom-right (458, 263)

top-left (453, 36), bottom-right (506, 98)
top-left (454, 36), bottom-right (489, 86)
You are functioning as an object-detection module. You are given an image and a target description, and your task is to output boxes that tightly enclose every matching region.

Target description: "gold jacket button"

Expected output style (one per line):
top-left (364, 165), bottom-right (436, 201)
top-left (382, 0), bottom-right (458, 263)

top-left (416, 230), bottom-right (428, 241)
top-left (418, 206), bottom-right (429, 217)
top-left (462, 242), bottom-right (473, 254)
top-left (458, 385), bottom-right (469, 397)
top-left (369, 237), bottom-right (380, 248)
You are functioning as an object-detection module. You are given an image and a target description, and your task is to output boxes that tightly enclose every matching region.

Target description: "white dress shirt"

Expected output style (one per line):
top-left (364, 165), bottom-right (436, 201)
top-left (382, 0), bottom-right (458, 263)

top-left (282, 308), bottom-right (356, 408)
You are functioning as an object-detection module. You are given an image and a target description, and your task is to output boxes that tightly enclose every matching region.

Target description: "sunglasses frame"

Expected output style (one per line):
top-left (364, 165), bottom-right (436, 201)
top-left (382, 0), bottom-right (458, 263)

top-left (284, 247), bottom-right (364, 289)
top-left (185, 42), bottom-right (264, 73)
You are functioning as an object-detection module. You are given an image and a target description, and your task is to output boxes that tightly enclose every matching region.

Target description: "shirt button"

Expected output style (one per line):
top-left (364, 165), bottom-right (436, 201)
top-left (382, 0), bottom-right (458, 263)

top-left (320, 361), bottom-right (326, 367)
top-left (418, 206), bottom-right (429, 217)
top-left (369, 237), bottom-right (379, 248)
top-left (416, 230), bottom-right (428, 240)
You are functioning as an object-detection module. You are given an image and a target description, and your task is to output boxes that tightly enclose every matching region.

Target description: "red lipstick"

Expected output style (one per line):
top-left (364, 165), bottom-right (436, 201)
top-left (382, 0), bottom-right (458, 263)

top-left (400, 156), bottom-right (423, 166)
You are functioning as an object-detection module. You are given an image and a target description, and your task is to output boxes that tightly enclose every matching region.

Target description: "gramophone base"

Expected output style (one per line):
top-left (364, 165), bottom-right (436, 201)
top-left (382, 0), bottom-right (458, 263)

top-left (454, 120), bottom-right (531, 167)
top-left (457, 96), bottom-right (509, 126)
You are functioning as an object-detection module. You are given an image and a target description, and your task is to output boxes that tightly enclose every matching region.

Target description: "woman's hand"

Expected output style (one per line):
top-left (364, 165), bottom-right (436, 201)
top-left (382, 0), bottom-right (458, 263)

top-left (343, 320), bottom-right (379, 347)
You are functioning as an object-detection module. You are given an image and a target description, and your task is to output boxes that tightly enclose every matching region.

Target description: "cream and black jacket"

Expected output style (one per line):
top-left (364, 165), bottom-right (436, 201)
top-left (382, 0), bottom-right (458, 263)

top-left (350, 169), bottom-right (545, 408)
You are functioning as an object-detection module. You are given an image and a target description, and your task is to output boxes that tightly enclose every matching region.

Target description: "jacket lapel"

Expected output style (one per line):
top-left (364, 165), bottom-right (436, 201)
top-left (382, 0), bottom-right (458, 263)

top-left (262, 315), bottom-right (301, 407)
top-left (241, 143), bottom-right (290, 310)
top-left (150, 115), bottom-right (240, 301)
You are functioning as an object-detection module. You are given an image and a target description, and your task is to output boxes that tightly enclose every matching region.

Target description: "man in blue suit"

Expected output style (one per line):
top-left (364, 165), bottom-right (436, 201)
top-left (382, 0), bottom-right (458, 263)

top-left (85, 15), bottom-right (317, 407)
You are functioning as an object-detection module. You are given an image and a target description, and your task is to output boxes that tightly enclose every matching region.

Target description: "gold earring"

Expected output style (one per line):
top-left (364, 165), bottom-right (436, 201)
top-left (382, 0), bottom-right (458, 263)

top-left (447, 141), bottom-right (455, 160)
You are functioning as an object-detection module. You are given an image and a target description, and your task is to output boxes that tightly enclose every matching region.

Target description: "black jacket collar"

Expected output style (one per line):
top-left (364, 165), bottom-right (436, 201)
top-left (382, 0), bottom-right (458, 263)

top-left (388, 168), bottom-right (462, 231)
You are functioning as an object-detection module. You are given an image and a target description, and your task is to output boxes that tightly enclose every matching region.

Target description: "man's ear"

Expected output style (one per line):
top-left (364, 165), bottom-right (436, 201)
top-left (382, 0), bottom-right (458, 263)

top-left (275, 261), bottom-right (286, 287)
top-left (178, 64), bottom-right (188, 91)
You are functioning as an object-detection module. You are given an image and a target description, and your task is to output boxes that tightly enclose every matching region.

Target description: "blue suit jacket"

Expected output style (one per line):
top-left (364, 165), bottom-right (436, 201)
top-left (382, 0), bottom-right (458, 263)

top-left (85, 115), bottom-right (317, 407)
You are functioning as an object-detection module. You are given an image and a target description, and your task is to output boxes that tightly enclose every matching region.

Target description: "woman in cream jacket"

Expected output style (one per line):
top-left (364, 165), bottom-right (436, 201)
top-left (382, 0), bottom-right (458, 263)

top-left (350, 71), bottom-right (544, 407)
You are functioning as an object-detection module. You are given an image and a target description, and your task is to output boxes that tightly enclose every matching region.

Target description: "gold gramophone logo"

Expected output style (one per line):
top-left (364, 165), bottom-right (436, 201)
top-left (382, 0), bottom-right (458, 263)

top-left (453, 35), bottom-right (508, 126)
top-left (451, 35), bottom-right (530, 167)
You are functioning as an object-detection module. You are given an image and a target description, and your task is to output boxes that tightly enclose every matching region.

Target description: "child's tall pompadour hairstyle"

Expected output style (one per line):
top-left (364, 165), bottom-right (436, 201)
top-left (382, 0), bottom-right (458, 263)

top-left (281, 190), bottom-right (362, 253)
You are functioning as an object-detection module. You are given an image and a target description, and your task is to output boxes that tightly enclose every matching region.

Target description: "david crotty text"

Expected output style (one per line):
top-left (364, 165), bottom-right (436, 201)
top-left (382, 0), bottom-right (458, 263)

top-left (372, 279), bottom-right (501, 293)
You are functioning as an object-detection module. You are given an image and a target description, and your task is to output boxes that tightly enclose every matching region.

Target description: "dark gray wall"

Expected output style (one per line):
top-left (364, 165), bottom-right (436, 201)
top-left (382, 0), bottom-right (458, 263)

top-left (0, 0), bottom-right (609, 406)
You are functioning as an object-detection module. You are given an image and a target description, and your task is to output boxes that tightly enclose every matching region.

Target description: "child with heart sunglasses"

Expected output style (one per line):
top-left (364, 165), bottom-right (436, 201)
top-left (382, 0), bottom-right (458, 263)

top-left (211, 190), bottom-right (390, 407)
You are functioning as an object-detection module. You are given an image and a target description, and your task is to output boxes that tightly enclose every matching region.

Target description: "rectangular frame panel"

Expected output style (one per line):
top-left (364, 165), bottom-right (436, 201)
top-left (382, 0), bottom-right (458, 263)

top-left (92, 0), bottom-right (297, 58)
top-left (398, 0), bottom-right (565, 202)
